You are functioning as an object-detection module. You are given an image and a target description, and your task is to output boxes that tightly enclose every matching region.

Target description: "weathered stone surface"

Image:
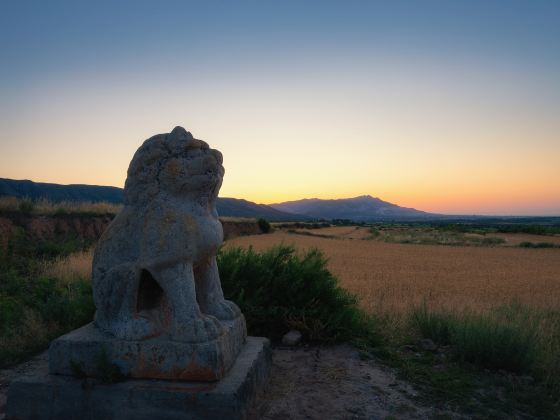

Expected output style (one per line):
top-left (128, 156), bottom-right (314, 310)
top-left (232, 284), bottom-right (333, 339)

top-left (68, 126), bottom-right (247, 381)
top-left (281, 330), bottom-right (302, 346)
top-left (49, 319), bottom-right (246, 381)
top-left (93, 126), bottom-right (243, 344)
top-left (7, 337), bottom-right (271, 420)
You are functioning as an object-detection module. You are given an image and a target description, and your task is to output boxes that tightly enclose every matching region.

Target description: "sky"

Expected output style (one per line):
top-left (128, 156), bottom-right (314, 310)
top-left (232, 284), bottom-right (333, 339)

top-left (1, 1), bottom-right (559, 216)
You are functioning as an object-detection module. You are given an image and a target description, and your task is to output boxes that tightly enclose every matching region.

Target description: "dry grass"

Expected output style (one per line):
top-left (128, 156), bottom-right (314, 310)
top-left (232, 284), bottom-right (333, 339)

top-left (0, 196), bottom-right (122, 215)
top-left (41, 248), bottom-right (93, 285)
top-left (226, 231), bottom-right (560, 314)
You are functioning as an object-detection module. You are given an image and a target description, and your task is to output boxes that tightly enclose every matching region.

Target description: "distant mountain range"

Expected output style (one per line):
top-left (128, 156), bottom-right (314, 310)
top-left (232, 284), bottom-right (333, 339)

top-left (0, 178), bottom-right (302, 221)
top-left (1, 178), bottom-right (442, 221)
top-left (271, 195), bottom-right (438, 221)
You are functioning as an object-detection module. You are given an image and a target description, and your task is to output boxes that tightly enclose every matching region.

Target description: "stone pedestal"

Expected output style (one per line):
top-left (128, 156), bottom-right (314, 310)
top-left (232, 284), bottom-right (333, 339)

top-left (49, 318), bottom-right (246, 381)
top-left (6, 337), bottom-right (271, 420)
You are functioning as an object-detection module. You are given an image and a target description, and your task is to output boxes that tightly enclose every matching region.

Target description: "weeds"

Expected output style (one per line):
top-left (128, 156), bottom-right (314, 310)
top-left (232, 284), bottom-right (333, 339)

top-left (0, 230), bottom-right (95, 367)
top-left (411, 307), bottom-right (453, 345)
top-left (0, 272), bottom-right (94, 366)
top-left (411, 304), bottom-right (560, 385)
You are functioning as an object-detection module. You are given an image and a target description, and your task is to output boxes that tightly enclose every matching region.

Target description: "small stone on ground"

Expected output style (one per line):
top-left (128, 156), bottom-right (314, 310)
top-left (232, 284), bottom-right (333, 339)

top-left (281, 330), bottom-right (302, 346)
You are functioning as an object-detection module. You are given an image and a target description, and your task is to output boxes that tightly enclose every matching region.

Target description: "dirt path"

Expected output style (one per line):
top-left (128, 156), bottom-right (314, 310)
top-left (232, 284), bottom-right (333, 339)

top-left (250, 345), bottom-right (462, 420)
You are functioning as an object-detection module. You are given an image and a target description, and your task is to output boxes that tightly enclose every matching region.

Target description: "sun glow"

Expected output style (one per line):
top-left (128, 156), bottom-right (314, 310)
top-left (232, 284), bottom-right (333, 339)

top-left (1, 2), bottom-right (559, 216)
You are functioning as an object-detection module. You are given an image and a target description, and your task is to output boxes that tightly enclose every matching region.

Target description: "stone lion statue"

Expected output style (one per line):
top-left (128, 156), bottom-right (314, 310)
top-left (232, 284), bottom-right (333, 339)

top-left (92, 126), bottom-right (241, 342)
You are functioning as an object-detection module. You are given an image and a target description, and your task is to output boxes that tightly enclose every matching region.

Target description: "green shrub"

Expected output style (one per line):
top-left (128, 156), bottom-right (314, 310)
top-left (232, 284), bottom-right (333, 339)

top-left (218, 245), bottom-right (377, 345)
top-left (257, 218), bottom-right (271, 233)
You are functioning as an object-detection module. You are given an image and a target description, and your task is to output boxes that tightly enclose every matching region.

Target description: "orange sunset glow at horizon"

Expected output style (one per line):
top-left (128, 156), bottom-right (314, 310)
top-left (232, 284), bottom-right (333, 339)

top-left (1, 2), bottom-right (559, 217)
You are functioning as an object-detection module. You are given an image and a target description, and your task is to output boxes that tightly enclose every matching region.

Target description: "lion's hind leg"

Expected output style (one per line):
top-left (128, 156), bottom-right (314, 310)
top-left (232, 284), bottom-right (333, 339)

top-left (94, 263), bottom-right (158, 340)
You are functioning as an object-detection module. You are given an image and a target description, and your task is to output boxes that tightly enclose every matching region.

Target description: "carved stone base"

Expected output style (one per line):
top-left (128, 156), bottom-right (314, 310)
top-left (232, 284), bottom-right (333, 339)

top-left (7, 337), bottom-right (270, 420)
top-left (49, 316), bottom-right (246, 382)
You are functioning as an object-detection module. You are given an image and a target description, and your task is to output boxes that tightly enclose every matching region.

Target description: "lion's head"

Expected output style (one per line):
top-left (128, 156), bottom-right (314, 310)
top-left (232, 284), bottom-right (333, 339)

top-left (124, 126), bottom-right (224, 206)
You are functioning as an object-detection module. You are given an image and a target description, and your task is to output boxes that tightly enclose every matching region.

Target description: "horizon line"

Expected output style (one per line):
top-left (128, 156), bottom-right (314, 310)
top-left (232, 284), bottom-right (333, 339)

top-left (1, 176), bottom-right (559, 218)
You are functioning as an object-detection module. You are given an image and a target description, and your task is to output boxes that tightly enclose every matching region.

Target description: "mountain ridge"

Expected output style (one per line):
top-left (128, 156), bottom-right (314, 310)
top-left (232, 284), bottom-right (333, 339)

top-left (1, 178), bottom-right (441, 221)
top-left (271, 194), bottom-right (438, 221)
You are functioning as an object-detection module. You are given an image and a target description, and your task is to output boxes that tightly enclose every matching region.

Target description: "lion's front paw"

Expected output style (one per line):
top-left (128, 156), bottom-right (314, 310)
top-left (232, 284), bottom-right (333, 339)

top-left (171, 315), bottom-right (224, 343)
top-left (205, 300), bottom-right (241, 321)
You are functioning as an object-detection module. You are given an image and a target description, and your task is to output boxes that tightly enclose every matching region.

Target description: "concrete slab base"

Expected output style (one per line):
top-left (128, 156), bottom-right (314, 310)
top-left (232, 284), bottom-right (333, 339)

top-left (49, 317), bottom-right (247, 381)
top-left (6, 337), bottom-right (271, 420)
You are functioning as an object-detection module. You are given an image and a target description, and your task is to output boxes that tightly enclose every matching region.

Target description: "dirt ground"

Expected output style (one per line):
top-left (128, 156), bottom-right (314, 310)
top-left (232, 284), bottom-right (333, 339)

top-left (249, 345), bottom-right (463, 420)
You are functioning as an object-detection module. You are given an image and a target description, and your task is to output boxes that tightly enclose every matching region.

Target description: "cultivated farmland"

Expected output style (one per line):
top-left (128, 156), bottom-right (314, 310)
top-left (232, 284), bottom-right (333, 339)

top-left (226, 229), bottom-right (560, 314)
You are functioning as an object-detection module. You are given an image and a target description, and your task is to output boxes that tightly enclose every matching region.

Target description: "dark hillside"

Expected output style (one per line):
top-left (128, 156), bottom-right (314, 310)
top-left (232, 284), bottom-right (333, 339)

top-left (0, 178), bottom-right (123, 203)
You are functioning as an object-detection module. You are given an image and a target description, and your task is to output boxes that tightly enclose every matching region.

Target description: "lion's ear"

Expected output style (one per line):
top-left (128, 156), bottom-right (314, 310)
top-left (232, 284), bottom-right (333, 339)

top-left (168, 126), bottom-right (193, 141)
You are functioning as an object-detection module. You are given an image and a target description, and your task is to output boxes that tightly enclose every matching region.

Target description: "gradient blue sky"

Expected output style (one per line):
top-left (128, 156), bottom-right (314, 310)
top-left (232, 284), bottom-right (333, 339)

top-left (1, 1), bottom-right (559, 215)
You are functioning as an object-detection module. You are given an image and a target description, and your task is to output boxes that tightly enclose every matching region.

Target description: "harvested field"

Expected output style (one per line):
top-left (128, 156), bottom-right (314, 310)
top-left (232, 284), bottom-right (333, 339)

top-left (226, 231), bottom-right (560, 314)
top-left (292, 226), bottom-right (372, 240)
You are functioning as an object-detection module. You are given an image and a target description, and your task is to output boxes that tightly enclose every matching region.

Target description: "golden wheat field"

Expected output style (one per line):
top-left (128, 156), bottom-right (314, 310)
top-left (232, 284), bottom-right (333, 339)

top-left (226, 229), bottom-right (560, 314)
